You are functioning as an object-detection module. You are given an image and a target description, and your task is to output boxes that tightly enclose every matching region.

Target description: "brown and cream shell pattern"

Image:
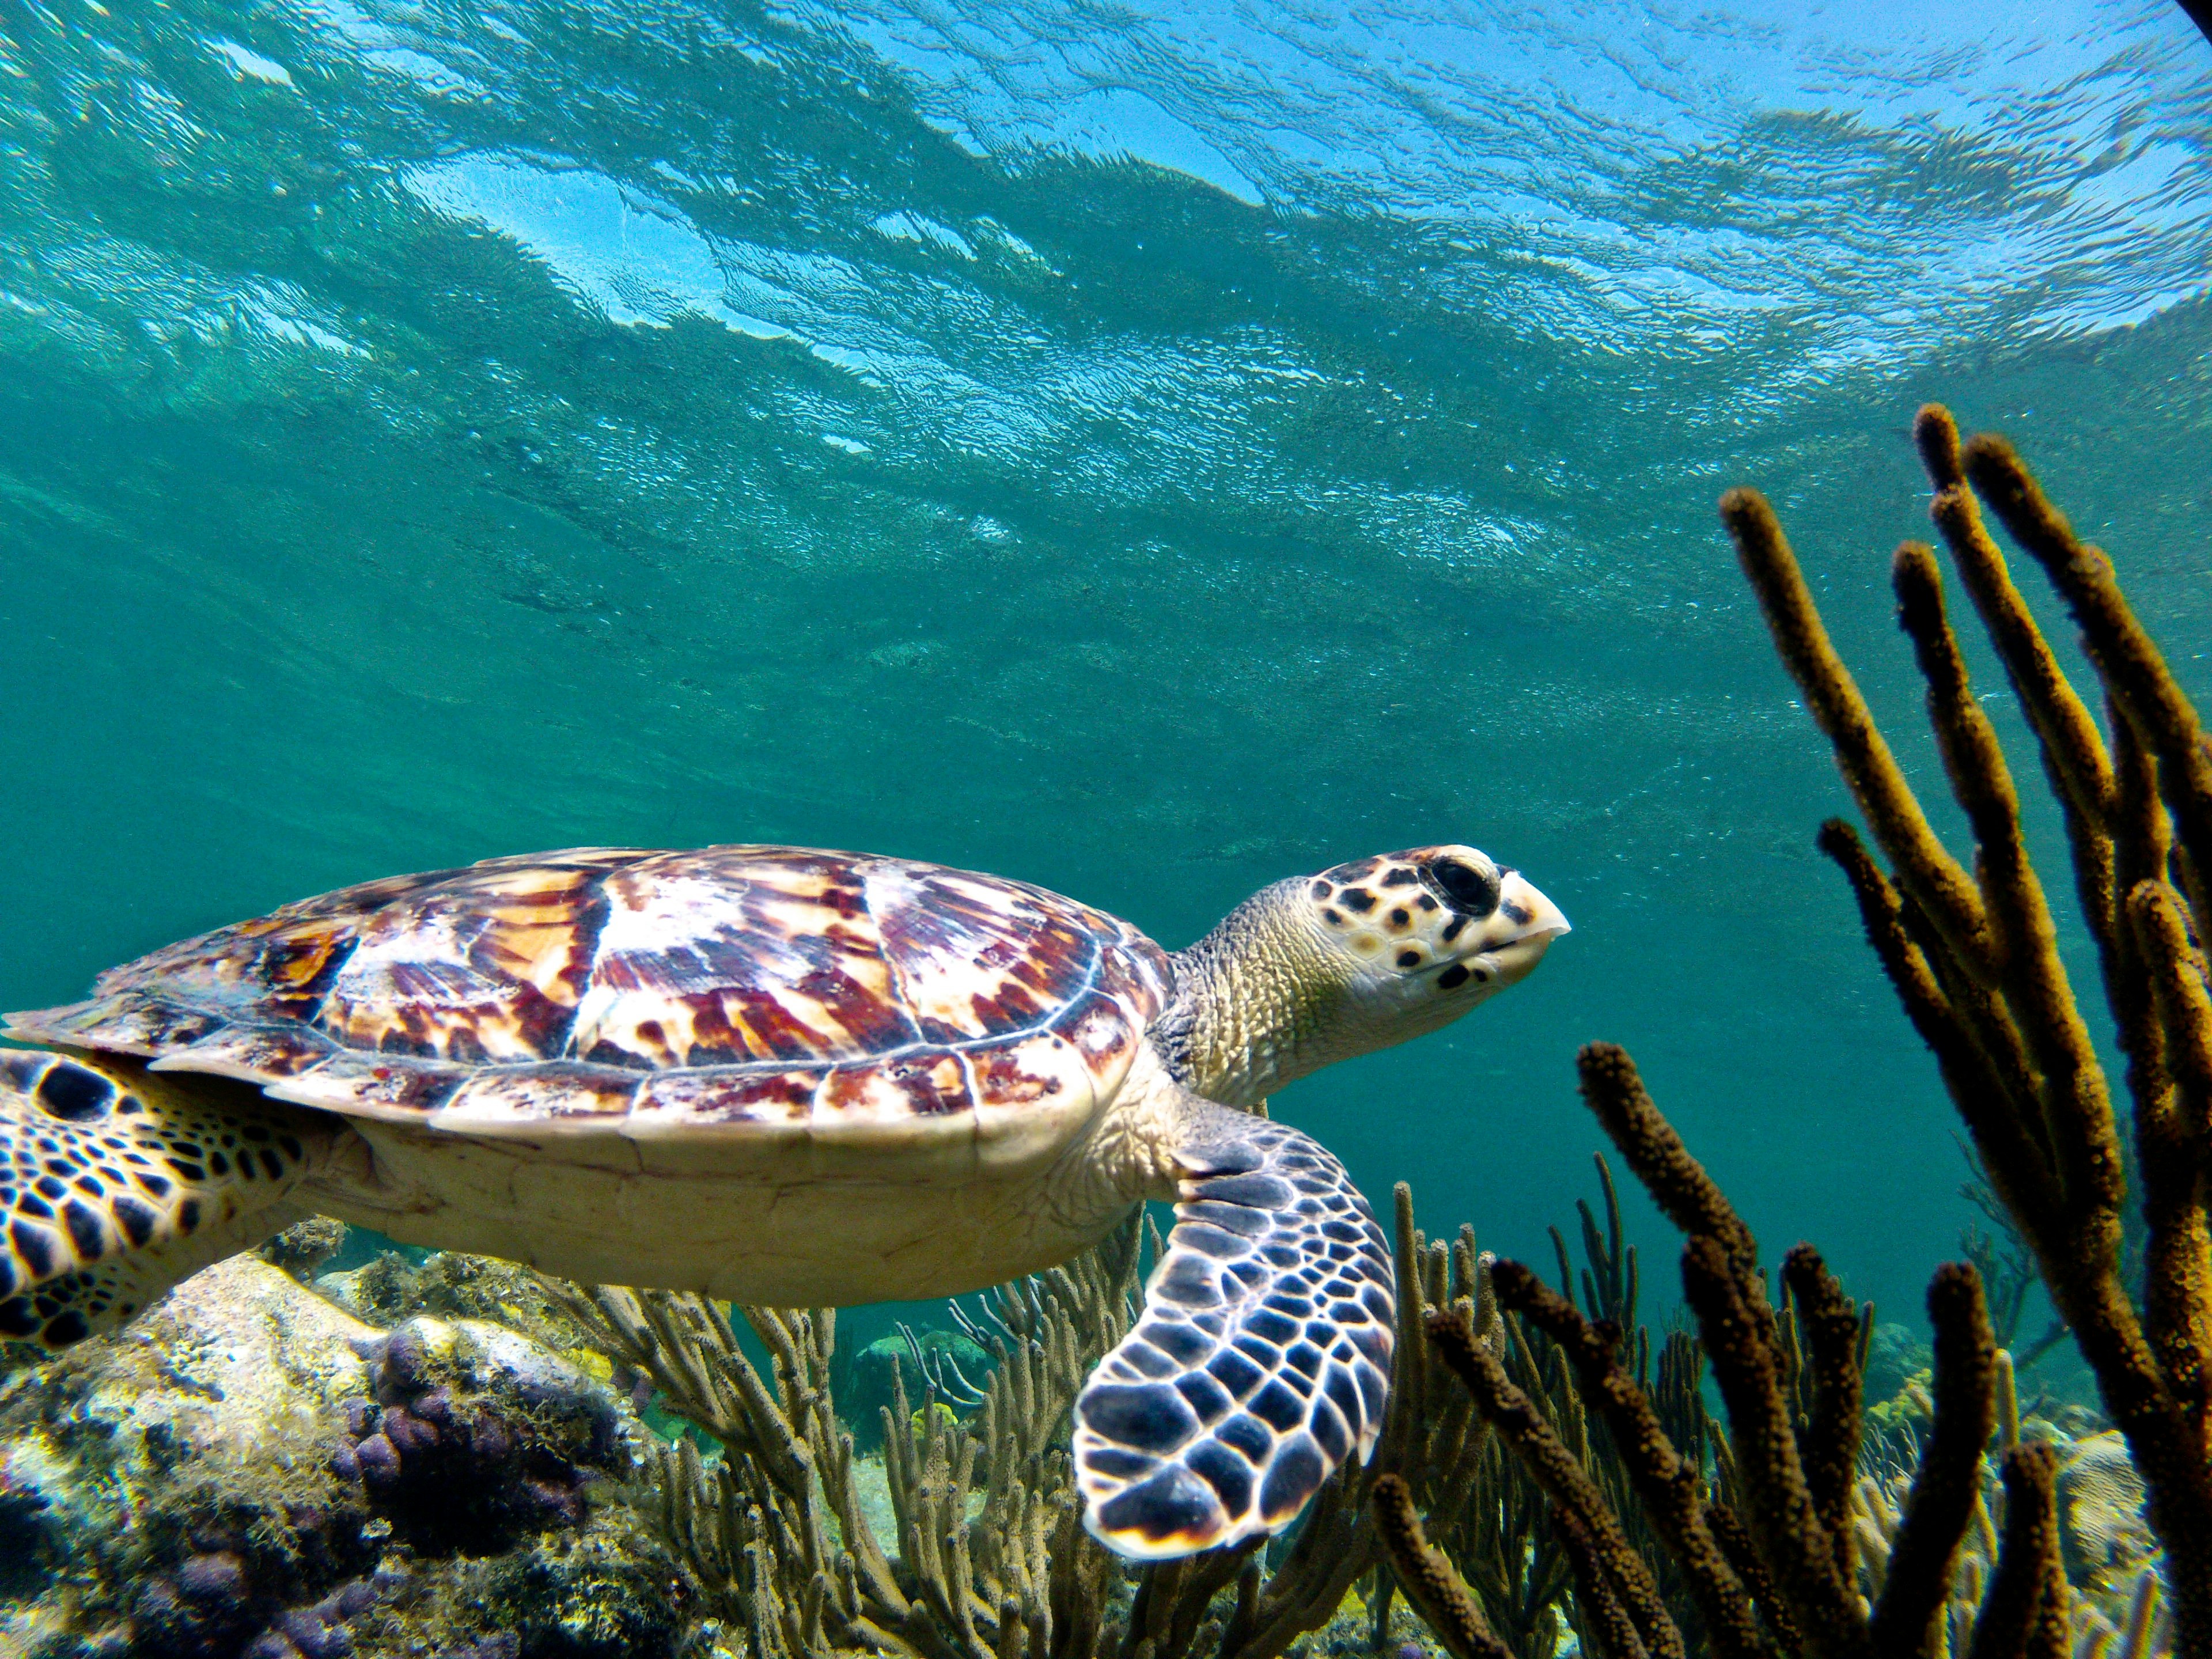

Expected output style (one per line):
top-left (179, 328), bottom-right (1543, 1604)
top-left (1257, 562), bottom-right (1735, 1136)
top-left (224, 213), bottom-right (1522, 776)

top-left (12, 847), bottom-right (1173, 1141)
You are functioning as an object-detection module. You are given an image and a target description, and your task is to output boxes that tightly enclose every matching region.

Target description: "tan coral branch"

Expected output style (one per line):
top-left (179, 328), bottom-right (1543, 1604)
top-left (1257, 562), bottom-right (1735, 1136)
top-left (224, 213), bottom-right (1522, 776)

top-left (1485, 1258), bottom-right (1767, 1659)
top-left (1552, 1503), bottom-right (1652, 1659)
top-left (1915, 404), bottom-right (2115, 827)
top-left (1677, 1234), bottom-right (1866, 1659)
top-left (1427, 1308), bottom-right (1688, 1659)
top-left (1813, 820), bottom-right (2061, 1219)
top-left (1959, 434), bottom-right (2212, 922)
top-left (1573, 1042), bottom-right (1761, 1284)
top-left (1728, 410), bottom-right (2212, 1654)
top-left (1866, 1260), bottom-right (1998, 1656)
top-left (1373, 1473), bottom-right (1516, 1659)
top-left (1721, 484), bottom-right (1993, 978)
top-left (1778, 1244), bottom-right (1865, 1588)
top-left (1889, 539), bottom-right (2124, 1229)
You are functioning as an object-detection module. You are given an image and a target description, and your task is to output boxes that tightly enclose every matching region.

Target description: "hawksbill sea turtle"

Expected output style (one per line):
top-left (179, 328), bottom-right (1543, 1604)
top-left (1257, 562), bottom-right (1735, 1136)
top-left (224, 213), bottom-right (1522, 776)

top-left (0, 840), bottom-right (1566, 1556)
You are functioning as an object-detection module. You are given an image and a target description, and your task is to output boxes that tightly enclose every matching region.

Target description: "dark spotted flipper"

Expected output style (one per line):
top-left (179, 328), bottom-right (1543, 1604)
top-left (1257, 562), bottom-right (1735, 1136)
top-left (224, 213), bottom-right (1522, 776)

top-left (1073, 1101), bottom-right (1394, 1558)
top-left (0, 1052), bottom-right (328, 1347)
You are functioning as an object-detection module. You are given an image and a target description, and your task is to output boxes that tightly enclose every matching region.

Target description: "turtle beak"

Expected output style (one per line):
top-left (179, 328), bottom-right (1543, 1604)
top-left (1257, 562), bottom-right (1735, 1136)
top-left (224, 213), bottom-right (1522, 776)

top-left (1479, 870), bottom-right (1570, 990)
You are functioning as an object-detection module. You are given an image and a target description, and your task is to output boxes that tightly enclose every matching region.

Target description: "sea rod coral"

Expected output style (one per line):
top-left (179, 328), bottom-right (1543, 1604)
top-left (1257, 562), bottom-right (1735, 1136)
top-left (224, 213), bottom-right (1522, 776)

top-left (1373, 1040), bottom-right (2147, 1659)
top-left (1715, 406), bottom-right (2212, 1652)
top-left (544, 1195), bottom-right (1512, 1659)
top-left (544, 1142), bottom-right (1737, 1659)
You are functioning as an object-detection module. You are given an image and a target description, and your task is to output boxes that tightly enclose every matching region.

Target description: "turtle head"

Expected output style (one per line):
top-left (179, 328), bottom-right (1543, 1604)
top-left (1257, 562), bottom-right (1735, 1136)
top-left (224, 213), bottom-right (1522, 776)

top-left (1162, 844), bottom-right (1569, 1107)
top-left (1301, 844), bottom-right (1569, 1036)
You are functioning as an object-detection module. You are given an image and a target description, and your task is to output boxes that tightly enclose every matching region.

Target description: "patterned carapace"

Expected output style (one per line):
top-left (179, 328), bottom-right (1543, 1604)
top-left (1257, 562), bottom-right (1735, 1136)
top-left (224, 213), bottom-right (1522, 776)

top-left (10, 847), bottom-right (1173, 1135)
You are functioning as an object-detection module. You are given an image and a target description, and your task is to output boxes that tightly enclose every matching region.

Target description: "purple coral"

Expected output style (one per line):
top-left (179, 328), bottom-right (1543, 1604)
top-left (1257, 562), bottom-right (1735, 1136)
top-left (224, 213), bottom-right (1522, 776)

top-left (234, 1570), bottom-right (389, 1659)
top-left (174, 1551), bottom-right (250, 1604)
top-left (133, 1550), bottom-right (262, 1657)
top-left (378, 1406), bottom-right (438, 1459)
top-left (276, 1601), bottom-right (354, 1658)
top-left (328, 1323), bottom-right (616, 1552)
top-left (333, 1580), bottom-right (377, 1620)
top-left (135, 1552), bottom-right (395, 1659)
top-left (353, 1433), bottom-right (400, 1493)
top-left (379, 1328), bottom-right (430, 1394)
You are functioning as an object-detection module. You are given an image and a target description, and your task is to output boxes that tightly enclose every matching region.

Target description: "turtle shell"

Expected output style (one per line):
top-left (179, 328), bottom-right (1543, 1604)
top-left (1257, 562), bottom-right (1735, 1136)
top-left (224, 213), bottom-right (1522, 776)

top-left (8, 847), bottom-right (1173, 1144)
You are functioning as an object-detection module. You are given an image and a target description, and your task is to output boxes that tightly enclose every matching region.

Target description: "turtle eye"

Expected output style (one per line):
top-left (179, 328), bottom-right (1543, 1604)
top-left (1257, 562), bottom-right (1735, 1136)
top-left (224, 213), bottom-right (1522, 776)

top-left (1426, 858), bottom-right (1499, 919)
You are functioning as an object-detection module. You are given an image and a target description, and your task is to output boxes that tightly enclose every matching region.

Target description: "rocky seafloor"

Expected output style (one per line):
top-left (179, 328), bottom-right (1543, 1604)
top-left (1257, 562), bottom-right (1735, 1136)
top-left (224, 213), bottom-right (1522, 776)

top-left (0, 1224), bottom-right (2162, 1659)
top-left (0, 1228), bottom-right (696, 1659)
top-left (0, 1227), bottom-right (1459, 1659)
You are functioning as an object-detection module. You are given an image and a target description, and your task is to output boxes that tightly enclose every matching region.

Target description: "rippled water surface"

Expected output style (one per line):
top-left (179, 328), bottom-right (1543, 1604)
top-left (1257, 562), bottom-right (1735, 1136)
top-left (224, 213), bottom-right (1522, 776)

top-left (2, 0), bottom-right (2209, 1348)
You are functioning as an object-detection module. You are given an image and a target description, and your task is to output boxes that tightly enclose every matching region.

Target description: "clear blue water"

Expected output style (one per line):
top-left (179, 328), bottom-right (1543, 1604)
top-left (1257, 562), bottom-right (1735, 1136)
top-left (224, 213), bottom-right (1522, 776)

top-left (1, 0), bottom-right (2208, 1367)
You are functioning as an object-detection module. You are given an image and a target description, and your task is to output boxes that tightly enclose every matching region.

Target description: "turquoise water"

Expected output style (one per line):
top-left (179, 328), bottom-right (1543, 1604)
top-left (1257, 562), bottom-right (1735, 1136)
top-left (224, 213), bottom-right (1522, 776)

top-left (1, 0), bottom-right (2208, 1363)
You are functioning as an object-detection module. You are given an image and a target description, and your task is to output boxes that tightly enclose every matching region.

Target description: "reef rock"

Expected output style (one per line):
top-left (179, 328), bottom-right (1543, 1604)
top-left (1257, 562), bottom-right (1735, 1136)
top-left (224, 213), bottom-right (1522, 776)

top-left (0, 1249), bottom-right (690, 1659)
top-left (316, 1251), bottom-right (598, 1361)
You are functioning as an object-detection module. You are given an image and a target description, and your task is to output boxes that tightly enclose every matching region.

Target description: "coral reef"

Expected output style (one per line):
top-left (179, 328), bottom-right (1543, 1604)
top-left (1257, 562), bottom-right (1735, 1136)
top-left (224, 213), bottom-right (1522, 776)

top-left (548, 1227), bottom-right (1160, 1659)
top-left (0, 1252), bottom-right (381, 1656)
top-left (14, 400), bottom-right (2198, 1654)
top-left (525, 1162), bottom-right (1695, 1659)
top-left (1863, 1324), bottom-right (1934, 1409)
top-left (1363, 1159), bottom-right (1733, 1659)
top-left (317, 1248), bottom-right (600, 1361)
top-left (1720, 406), bottom-right (2212, 1649)
top-left (0, 1246), bottom-right (687, 1658)
top-left (539, 1090), bottom-right (2166, 1659)
top-left (2056, 1432), bottom-right (2155, 1596)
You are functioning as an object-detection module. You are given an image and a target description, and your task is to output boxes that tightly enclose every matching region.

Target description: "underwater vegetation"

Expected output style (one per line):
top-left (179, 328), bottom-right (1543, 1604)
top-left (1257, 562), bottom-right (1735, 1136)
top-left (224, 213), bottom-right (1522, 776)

top-left (531, 1079), bottom-right (2157, 1659)
top-left (543, 1175), bottom-right (1540, 1659)
top-left (1380, 1043), bottom-right (2111, 1659)
top-left (547, 1168), bottom-right (1673, 1659)
top-left (531, 405), bottom-right (2198, 1659)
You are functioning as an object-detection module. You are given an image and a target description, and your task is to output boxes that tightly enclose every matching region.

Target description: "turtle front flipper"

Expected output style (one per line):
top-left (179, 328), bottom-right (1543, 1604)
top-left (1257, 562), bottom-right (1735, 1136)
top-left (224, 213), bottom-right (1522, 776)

top-left (0, 1053), bottom-right (331, 1347)
top-left (1073, 1102), bottom-right (1395, 1558)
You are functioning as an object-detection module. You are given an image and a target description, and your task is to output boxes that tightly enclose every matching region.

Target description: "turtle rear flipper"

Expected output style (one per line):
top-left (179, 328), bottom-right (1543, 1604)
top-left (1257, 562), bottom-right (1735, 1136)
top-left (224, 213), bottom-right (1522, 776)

top-left (0, 1054), bottom-right (327, 1347)
top-left (1073, 1103), bottom-right (1395, 1558)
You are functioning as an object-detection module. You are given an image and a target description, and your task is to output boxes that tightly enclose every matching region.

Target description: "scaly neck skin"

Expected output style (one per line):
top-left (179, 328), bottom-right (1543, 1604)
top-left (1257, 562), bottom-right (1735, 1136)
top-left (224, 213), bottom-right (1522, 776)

top-left (1150, 881), bottom-right (1352, 1110)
